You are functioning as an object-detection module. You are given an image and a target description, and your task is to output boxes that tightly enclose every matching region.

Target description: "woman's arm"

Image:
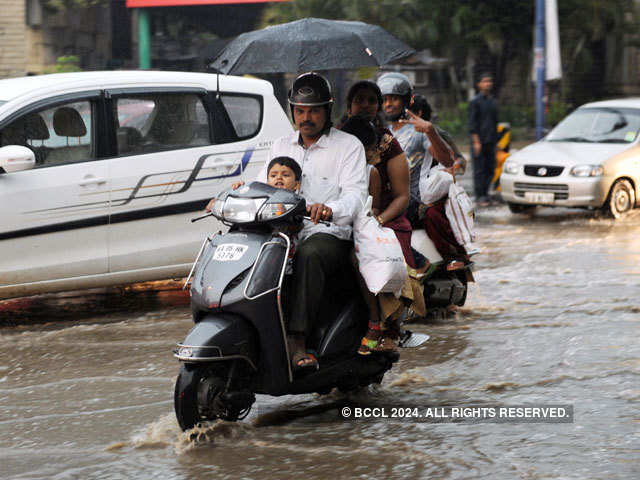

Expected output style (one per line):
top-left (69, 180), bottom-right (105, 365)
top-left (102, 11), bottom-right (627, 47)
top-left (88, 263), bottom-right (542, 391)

top-left (376, 153), bottom-right (410, 224)
top-left (369, 166), bottom-right (383, 216)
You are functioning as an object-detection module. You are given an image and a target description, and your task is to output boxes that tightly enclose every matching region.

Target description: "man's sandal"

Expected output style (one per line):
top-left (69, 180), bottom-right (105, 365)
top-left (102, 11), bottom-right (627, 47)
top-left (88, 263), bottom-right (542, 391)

top-left (291, 350), bottom-right (319, 371)
top-left (288, 334), bottom-right (319, 371)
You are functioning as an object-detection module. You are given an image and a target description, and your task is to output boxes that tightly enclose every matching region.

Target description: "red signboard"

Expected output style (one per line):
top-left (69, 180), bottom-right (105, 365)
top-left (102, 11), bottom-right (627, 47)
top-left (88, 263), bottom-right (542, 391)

top-left (127, 0), bottom-right (289, 6)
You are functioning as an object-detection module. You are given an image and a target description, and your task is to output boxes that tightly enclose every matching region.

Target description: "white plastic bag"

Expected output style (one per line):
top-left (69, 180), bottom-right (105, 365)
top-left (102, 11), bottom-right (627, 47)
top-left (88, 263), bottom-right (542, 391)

top-left (419, 165), bottom-right (452, 205)
top-left (445, 182), bottom-right (476, 246)
top-left (353, 197), bottom-right (407, 296)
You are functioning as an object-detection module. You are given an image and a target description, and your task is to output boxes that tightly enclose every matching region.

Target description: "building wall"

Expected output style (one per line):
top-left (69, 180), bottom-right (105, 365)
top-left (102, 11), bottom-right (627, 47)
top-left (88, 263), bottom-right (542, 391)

top-left (0, 1), bottom-right (28, 78)
top-left (0, 1), bottom-right (118, 79)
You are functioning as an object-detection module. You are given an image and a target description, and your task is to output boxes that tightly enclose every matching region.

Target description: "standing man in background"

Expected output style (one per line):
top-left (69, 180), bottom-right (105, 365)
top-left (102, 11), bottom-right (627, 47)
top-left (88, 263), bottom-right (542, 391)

top-left (469, 72), bottom-right (498, 207)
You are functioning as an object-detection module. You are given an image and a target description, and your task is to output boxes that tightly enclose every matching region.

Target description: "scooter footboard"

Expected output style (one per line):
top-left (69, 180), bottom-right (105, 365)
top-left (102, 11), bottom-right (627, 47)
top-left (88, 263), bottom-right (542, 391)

top-left (174, 314), bottom-right (259, 370)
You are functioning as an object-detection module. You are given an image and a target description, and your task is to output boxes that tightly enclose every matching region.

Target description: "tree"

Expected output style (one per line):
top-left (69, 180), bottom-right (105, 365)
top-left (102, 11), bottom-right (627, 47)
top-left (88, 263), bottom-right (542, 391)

top-left (557, 0), bottom-right (638, 106)
top-left (43, 0), bottom-right (105, 9)
top-left (261, 0), bottom-right (639, 107)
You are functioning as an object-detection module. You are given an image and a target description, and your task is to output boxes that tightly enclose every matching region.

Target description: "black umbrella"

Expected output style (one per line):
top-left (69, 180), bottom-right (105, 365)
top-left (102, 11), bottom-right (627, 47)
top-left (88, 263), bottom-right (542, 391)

top-left (209, 17), bottom-right (415, 74)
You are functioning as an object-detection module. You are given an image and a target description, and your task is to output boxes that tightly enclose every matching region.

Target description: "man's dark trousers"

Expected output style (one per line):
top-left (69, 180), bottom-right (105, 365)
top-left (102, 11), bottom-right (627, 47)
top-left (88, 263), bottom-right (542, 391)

top-left (288, 232), bottom-right (353, 337)
top-left (473, 142), bottom-right (496, 200)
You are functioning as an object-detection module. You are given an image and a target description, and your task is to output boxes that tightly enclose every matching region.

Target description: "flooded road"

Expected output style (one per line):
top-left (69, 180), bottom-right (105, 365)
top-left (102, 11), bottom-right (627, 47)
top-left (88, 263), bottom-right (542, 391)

top-left (1, 207), bottom-right (639, 479)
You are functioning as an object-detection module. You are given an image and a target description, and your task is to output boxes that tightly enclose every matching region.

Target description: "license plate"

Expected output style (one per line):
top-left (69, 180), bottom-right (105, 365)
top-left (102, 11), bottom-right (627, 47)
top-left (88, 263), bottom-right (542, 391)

top-left (524, 191), bottom-right (554, 204)
top-left (213, 243), bottom-right (248, 261)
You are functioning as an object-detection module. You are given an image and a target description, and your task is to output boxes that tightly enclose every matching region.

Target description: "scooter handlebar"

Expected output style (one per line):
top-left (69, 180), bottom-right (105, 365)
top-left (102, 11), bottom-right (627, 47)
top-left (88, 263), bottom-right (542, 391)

top-left (302, 215), bottom-right (331, 227)
top-left (191, 212), bottom-right (214, 223)
top-left (191, 213), bottom-right (330, 226)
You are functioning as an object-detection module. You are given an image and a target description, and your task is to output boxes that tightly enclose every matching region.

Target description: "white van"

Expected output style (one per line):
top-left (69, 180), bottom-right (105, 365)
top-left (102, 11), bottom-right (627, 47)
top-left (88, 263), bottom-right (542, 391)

top-left (0, 71), bottom-right (293, 300)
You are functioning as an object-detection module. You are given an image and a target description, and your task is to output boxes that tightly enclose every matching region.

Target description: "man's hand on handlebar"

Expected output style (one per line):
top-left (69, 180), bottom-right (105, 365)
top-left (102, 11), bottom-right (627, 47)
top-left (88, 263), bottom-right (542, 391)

top-left (205, 181), bottom-right (246, 212)
top-left (307, 203), bottom-right (332, 224)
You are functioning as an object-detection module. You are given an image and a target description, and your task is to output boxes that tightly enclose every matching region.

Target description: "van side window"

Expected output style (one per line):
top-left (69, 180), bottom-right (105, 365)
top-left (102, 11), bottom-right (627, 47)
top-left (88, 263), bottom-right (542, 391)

top-left (220, 94), bottom-right (262, 139)
top-left (0, 100), bottom-right (94, 167)
top-left (114, 93), bottom-right (210, 156)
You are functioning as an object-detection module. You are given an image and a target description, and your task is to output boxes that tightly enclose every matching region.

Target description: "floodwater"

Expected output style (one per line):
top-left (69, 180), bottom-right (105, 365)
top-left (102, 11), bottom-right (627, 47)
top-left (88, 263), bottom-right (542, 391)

top-left (1, 208), bottom-right (639, 479)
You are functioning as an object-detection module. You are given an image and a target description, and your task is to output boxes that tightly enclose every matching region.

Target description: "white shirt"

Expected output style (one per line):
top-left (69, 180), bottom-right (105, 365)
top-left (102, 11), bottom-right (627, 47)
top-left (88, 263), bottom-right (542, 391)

top-left (256, 127), bottom-right (367, 242)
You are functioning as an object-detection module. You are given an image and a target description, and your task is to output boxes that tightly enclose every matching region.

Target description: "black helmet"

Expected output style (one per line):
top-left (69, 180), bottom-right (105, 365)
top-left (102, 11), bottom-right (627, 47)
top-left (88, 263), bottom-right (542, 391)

top-left (288, 72), bottom-right (334, 124)
top-left (288, 72), bottom-right (333, 106)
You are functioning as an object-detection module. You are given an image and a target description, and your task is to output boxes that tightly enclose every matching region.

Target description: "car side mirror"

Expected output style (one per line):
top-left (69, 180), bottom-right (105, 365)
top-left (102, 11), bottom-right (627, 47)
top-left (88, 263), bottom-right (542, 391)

top-left (0, 145), bottom-right (36, 174)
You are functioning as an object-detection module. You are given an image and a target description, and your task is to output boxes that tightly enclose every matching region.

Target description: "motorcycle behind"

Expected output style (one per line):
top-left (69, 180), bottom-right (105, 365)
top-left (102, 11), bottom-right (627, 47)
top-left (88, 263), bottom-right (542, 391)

top-left (173, 182), bottom-right (427, 431)
top-left (410, 229), bottom-right (477, 318)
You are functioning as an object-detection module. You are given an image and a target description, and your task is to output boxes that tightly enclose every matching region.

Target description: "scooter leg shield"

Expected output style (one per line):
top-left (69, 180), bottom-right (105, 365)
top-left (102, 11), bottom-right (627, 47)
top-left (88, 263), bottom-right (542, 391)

top-left (176, 314), bottom-right (258, 370)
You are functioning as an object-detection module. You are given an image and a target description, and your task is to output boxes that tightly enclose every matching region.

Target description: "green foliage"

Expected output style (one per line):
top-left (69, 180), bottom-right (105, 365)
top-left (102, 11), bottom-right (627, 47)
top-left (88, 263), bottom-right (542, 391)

top-left (437, 101), bottom-right (569, 139)
top-left (436, 102), bottom-right (468, 138)
top-left (44, 56), bottom-right (82, 74)
top-left (260, 0), bottom-right (347, 27)
top-left (43, 0), bottom-right (104, 9)
top-left (499, 104), bottom-right (534, 130)
top-left (260, 0), bottom-right (639, 108)
top-left (546, 101), bottom-right (571, 128)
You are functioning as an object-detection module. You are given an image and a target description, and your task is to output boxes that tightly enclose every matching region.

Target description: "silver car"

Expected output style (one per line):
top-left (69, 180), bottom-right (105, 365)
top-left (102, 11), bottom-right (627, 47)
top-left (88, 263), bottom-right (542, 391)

top-left (500, 98), bottom-right (640, 218)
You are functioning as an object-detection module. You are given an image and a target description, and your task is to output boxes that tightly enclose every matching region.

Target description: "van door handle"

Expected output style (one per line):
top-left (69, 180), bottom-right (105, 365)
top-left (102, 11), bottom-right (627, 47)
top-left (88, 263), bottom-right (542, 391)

top-left (79, 176), bottom-right (107, 186)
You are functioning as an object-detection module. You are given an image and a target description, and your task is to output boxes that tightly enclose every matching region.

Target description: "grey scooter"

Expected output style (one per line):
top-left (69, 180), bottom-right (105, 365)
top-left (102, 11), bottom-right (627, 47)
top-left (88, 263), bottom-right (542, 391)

top-left (173, 182), bottom-right (425, 431)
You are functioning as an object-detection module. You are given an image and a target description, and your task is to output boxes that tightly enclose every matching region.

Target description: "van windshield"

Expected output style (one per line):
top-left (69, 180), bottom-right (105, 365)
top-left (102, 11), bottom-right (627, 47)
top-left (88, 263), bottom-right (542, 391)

top-left (547, 107), bottom-right (640, 143)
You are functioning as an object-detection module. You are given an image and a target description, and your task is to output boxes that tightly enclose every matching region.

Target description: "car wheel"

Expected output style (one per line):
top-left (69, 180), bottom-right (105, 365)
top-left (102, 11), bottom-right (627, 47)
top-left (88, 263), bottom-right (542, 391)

top-left (604, 179), bottom-right (635, 219)
top-left (507, 202), bottom-right (537, 214)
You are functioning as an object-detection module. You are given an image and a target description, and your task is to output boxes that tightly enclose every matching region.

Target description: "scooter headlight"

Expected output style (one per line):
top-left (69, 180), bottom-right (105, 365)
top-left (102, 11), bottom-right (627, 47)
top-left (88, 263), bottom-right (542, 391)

top-left (257, 203), bottom-right (296, 221)
top-left (216, 196), bottom-right (267, 223)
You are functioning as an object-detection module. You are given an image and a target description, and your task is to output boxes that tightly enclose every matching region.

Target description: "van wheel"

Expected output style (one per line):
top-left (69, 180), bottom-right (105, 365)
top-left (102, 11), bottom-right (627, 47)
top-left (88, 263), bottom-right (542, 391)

top-left (507, 202), bottom-right (536, 214)
top-left (604, 179), bottom-right (635, 219)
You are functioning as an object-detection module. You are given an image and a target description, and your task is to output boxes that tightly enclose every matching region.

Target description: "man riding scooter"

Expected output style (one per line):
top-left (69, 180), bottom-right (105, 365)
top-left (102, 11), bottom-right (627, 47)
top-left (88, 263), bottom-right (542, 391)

top-left (255, 72), bottom-right (368, 371)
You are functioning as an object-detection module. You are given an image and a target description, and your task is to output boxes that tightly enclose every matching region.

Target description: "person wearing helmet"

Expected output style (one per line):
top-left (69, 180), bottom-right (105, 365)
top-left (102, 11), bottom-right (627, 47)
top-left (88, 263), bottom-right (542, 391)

top-left (376, 72), bottom-right (453, 226)
top-left (255, 72), bottom-right (368, 371)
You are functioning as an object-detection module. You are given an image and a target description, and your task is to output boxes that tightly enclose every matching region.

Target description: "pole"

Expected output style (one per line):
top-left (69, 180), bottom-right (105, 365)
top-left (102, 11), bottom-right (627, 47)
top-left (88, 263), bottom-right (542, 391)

top-left (535, 0), bottom-right (546, 140)
top-left (138, 9), bottom-right (151, 70)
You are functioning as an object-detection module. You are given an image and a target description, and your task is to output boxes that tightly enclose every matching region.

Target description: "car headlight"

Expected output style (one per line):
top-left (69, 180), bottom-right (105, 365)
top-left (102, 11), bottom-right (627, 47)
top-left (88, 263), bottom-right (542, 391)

top-left (213, 196), bottom-right (267, 223)
top-left (257, 203), bottom-right (296, 221)
top-left (570, 165), bottom-right (604, 177)
top-left (503, 160), bottom-right (519, 174)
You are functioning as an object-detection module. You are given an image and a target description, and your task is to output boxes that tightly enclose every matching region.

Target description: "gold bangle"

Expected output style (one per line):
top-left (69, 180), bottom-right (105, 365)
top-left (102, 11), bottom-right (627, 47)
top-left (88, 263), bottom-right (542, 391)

top-left (376, 215), bottom-right (385, 225)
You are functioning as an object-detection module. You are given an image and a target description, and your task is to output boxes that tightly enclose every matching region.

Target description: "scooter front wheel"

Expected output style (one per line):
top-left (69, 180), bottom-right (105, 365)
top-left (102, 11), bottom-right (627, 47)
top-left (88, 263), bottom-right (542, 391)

top-left (174, 363), bottom-right (233, 431)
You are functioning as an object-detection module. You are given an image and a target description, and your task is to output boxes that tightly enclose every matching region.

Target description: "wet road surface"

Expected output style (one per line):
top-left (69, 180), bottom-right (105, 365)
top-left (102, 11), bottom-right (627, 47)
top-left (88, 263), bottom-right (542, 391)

top-left (1, 207), bottom-right (639, 479)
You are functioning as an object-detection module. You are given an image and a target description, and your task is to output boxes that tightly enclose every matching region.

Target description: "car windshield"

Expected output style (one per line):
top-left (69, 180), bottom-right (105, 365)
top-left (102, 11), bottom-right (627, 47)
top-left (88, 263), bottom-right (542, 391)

top-left (546, 107), bottom-right (640, 143)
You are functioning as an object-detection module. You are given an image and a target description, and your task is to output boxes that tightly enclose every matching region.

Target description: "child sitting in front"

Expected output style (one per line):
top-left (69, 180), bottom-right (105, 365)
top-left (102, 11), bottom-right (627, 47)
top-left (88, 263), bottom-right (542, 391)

top-left (231, 157), bottom-right (302, 272)
top-left (232, 156), bottom-right (301, 193)
top-left (232, 153), bottom-right (302, 196)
